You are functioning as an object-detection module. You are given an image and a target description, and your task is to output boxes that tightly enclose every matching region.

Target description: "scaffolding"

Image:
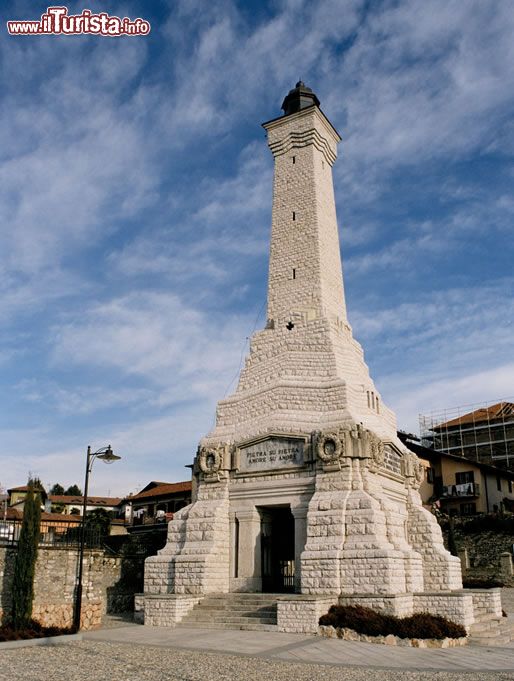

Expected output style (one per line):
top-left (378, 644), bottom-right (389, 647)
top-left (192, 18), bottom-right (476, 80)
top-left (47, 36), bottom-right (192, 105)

top-left (420, 399), bottom-right (514, 469)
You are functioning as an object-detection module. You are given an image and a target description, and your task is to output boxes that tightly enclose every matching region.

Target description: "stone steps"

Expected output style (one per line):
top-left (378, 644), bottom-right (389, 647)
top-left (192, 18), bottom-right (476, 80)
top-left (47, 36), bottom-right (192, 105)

top-left (183, 611), bottom-right (276, 622)
top-left (183, 615), bottom-right (278, 625)
top-left (179, 621), bottom-right (279, 632)
top-left (468, 616), bottom-right (514, 646)
top-left (178, 593), bottom-right (280, 631)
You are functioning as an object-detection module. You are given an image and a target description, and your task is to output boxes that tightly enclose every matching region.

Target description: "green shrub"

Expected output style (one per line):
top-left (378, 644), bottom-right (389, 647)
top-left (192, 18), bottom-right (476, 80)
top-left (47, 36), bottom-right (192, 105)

top-left (319, 605), bottom-right (466, 639)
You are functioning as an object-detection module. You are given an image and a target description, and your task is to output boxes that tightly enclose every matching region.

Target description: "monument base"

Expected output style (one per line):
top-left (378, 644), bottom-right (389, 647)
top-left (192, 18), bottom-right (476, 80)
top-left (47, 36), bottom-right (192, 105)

top-left (135, 588), bottom-right (502, 634)
top-left (135, 593), bottom-right (202, 627)
top-left (276, 589), bottom-right (502, 634)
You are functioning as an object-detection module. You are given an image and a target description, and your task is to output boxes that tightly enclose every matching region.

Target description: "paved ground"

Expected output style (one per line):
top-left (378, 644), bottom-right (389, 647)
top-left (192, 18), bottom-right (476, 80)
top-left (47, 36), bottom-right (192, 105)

top-left (2, 590), bottom-right (514, 680)
top-left (2, 637), bottom-right (514, 681)
top-left (3, 622), bottom-right (514, 681)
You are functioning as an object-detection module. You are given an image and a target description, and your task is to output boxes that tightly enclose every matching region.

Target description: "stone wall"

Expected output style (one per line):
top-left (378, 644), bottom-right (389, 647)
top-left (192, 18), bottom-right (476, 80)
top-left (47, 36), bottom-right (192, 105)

top-left (0, 546), bottom-right (123, 630)
top-left (469, 588), bottom-right (502, 620)
top-left (277, 596), bottom-right (334, 634)
top-left (445, 522), bottom-right (514, 583)
top-left (140, 594), bottom-right (201, 627)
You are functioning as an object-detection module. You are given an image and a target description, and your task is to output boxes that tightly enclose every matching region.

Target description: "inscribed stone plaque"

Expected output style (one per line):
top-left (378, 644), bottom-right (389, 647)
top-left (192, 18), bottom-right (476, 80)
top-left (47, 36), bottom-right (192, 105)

top-left (238, 437), bottom-right (304, 473)
top-left (384, 445), bottom-right (402, 475)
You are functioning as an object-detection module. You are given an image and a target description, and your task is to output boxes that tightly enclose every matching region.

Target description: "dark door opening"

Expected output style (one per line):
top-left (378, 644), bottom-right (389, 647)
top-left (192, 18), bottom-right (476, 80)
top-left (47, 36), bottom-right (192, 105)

top-left (260, 506), bottom-right (295, 593)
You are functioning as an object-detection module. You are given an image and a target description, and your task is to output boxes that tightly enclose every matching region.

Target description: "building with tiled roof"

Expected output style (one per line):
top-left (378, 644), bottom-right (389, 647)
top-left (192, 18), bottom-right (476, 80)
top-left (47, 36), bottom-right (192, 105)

top-left (420, 400), bottom-right (514, 470)
top-left (400, 431), bottom-right (514, 515)
top-left (8, 483), bottom-right (47, 507)
top-left (123, 480), bottom-right (192, 525)
top-left (7, 483), bottom-right (122, 517)
top-left (48, 494), bottom-right (122, 515)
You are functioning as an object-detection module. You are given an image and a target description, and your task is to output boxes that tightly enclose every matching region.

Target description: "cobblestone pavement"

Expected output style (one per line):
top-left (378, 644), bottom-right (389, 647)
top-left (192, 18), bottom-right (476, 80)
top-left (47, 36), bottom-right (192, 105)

top-left (2, 640), bottom-right (514, 681)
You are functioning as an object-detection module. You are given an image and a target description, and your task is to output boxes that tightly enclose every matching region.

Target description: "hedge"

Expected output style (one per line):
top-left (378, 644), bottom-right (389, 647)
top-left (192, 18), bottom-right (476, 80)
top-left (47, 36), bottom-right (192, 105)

top-left (319, 605), bottom-right (466, 639)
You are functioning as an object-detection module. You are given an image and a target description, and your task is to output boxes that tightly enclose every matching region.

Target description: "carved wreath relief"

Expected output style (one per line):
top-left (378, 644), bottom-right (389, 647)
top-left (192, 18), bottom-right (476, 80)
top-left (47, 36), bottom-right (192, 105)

top-left (198, 447), bottom-right (223, 478)
top-left (317, 432), bottom-right (343, 464)
top-left (315, 425), bottom-right (386, 472)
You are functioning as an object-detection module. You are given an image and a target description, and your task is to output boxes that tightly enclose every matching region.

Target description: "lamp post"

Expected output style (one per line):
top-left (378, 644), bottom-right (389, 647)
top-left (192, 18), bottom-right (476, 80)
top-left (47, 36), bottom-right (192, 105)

top-left (73, 444), bottom-right (121, 631)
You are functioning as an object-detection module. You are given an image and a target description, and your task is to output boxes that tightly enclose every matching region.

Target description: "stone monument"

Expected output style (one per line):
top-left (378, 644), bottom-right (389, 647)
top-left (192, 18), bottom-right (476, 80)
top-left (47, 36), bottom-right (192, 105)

top-left (140, 82), bottom-right (501, 633)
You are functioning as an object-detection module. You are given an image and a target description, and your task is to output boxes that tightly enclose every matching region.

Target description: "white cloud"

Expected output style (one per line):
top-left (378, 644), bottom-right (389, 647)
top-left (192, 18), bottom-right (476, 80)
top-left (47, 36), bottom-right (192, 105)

top-left (15, 380), bottom-right (154, 415)
top-left (0, 404), bottom-right (212, 497)
top-left (52, 290), bottom-right (254, 399)
top-left (382, 363), bottom-right (514, 435)
top-left (108, 141), bottom-right (271, 286)
top-left (1, 0), bottom-right (513, 500)
top-left (352, 281), bottom-right (514, 432)
top-left (338, 0), bottom-right (514, 166)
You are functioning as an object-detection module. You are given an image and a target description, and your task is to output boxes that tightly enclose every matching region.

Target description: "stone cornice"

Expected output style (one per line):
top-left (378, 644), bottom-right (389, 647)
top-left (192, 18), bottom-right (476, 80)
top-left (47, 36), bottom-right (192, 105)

top-left (267, 127), bottom-right (337, 165)
top-left (262, 105), bottom-right (341, 143)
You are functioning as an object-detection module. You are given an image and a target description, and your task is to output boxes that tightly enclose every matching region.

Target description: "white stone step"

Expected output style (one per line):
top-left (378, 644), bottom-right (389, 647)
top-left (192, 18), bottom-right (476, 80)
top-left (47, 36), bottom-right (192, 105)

top-left (468, 617), bottom-right (514, 646)
top-left (177, 593), bottom-right (280, 631)
top-left (196, 604), bottom-right (277, 613)
top-left (179, 621), bottom-right (279, 632)
top-left (181, 615), bottom-right (277, 625)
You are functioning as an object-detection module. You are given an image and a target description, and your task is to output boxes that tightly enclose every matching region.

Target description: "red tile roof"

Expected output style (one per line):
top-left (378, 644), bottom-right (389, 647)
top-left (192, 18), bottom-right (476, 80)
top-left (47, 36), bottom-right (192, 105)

top-left (129, 481), bottom-right (192, 501)
top-left (49, 495), bottom-right (122, 506)
top-left (434, 402), bottom-right (514, 430)
top-left (41, 511), bottom-right (81, 523)
top-left (8, 485), bottom-right (46, 494)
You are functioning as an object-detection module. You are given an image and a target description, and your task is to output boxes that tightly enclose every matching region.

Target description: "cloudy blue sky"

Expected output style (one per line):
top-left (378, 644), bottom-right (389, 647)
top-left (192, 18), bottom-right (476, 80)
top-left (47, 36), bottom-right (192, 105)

top-left (1, 0), bottom-right (513, 496)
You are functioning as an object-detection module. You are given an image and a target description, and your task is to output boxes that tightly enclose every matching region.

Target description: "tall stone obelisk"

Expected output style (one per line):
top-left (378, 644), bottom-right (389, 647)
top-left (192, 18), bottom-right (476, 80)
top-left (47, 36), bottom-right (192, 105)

top-left (140, 83), bottom-right (500, 634)
top-left (205, 81), bottom-right (397, 448)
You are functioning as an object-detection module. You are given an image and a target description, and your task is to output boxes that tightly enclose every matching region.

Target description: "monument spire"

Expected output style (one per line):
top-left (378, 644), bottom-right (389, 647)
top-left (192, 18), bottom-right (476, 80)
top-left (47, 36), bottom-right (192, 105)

top-left (205, 82), bottom-right (397, 443)
top-left (264, 81), bottom-right (347, 331)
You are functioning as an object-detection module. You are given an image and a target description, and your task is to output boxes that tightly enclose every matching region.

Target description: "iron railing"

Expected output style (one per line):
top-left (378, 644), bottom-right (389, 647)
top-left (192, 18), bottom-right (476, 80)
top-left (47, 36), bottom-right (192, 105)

top-left (441, 483), bottom-right (481, 498)
top-left (0, 518), bottom-right (105, 549)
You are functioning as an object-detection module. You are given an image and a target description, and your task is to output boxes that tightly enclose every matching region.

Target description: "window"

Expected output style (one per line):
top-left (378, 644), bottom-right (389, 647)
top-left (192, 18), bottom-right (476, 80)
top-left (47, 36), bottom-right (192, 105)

top-left (427, 468), bottom-right (435, 484)
top-left (292, 268), bottom-right (296, 280)
top-left (456, 471), bottom-right (474, 485)
top-left (497, 475), bottom-right (502, 492)
top-left (292, 211), bottom-right (296, 221)
top-left (509, 479), bottom-right (513, 494)
top-left (292, 156), bottom-right (296, 164)
top-left (367, 390), bottom-right (380, 412)
top-left (460, 502), bottom-right (476, 516)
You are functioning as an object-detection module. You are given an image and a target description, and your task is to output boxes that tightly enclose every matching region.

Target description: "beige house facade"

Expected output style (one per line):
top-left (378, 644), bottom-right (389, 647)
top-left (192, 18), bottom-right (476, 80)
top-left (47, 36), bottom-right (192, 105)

top-left (402, 433), bottom-right (514, 515)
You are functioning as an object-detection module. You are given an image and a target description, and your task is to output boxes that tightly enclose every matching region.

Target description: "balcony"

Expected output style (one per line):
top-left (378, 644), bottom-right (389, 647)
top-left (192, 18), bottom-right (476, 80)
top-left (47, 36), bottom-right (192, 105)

top-left (441, 483), bottom-right (480, 498)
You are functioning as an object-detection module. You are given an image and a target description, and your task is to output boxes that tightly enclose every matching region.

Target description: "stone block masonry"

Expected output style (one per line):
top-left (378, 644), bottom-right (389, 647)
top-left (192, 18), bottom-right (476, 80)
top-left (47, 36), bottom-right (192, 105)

top-left (140, 82), bottom-right (502, 635)
top-left (0, 546), bottom-right (123, 630)
top-left (140, 594), bottom-right (201, 627)
top-left (277, 596), bottom-right (334, 634)
top-left (145, 480), bottom-right (230, 597)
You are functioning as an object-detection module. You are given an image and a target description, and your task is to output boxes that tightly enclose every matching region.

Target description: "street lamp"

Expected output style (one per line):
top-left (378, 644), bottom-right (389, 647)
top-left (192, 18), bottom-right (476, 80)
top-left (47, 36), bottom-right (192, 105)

top-left (73, 445), bottom-right (121, 631)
